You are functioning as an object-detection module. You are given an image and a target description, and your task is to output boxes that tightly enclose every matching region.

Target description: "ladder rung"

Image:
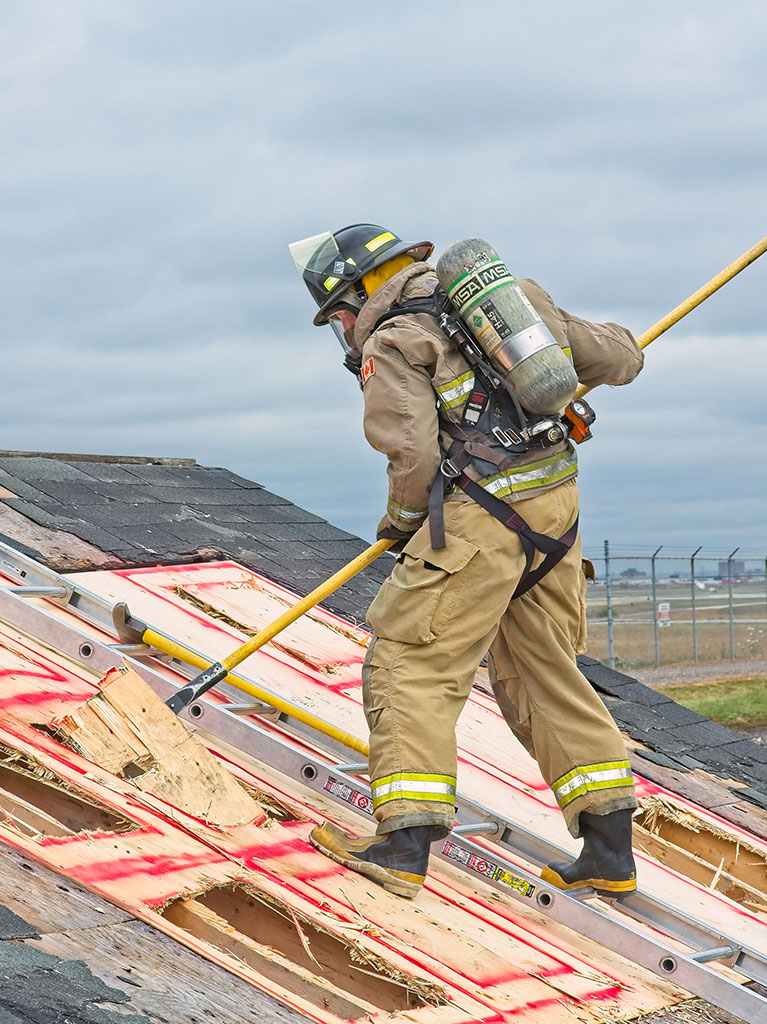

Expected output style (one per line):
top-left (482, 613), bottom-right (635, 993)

top-left (5, 585), bottom-right (70, 599)
top-left (224, 701), bottom-right (281, 717)
top-left (689, 944), bottom-right (741, 965)
top-left (452, 821), bottom-right (502, 837)
top-left (334, 762), bottom-right (368, 773)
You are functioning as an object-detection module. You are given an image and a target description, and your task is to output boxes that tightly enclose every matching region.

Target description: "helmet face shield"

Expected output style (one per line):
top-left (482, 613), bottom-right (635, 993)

top-left (327, 307), bottom-right (359, 358)
top-left (289, 229), bottom-right (361, 321)
top-left (289, 231), bottom-right (341, 276)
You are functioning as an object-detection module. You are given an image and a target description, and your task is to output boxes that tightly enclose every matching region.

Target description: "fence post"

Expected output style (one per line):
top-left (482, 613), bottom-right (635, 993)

top-left (727, 547), bottom-right (739, 659)
top-left (651, 545), bottom-right (663, 666)
top-left (690, 546), bottom-right (702, 661)
top-left (604, 540), bottom-right (614, 669)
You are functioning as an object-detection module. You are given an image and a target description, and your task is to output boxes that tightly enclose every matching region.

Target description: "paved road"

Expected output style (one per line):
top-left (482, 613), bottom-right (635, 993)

top-left (631, 658), bottom-right (767, 687)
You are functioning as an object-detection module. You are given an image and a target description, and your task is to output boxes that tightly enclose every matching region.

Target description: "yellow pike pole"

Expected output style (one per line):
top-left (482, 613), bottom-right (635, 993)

top-left (157, 234), bottom-right (766, 733)
top-left (575, 235), bottom-right (767, 399)
top-left (162, 538), bottom-right (394, 716)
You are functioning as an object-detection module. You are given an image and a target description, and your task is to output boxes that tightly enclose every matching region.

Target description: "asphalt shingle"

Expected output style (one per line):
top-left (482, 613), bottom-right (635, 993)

top-left (0, 457), bottom-right (94, 482)
top-left (0, 906), bottom-right (150, 1024)
top-left (0, 906), bottom-right (38, 941)
top-left (1, 451), bottom-right (766, 810)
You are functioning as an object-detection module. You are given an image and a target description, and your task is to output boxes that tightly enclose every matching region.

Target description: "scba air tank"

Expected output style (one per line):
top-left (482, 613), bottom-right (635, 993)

top-left (436, 239), bottom-right (578, 414)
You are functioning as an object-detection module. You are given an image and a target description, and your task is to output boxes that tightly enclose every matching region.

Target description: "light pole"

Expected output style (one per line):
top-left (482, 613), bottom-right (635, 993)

top-left (652, 545), bottom-right (663, 666)
top-left (690, 546), bottom-right (702, 661)
top-left (605, 540), bottom-right (614, 669)
top-left (727, 547), bottom-right (739, 660)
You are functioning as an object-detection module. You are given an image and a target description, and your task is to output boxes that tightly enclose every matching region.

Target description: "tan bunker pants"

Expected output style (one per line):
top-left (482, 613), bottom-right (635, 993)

top-left (364, 479), bottom-right (637, 838)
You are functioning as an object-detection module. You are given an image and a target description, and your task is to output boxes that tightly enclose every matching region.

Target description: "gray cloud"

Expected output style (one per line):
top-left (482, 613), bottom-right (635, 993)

top-left (1, 0), bottom-right (765, 561)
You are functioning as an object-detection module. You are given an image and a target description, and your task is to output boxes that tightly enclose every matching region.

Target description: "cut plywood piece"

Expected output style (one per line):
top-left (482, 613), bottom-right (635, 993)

top-left (53, 665), bottom-right (262, 828)
top-left (5, 558), bottom-right (764, 1021)
top-left (162, 888), bottom-right (446, 1021)
top-left (0, 639), bottom-right (690, 1024)
top-left (636, 793), bottom-right (767, 914)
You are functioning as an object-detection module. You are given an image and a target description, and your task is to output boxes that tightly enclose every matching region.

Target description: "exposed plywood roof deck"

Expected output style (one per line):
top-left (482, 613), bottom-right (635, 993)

top-left (0, 556), bottom-right (763, 1021)
top-left (0, 451), bottom-right (766, 1022)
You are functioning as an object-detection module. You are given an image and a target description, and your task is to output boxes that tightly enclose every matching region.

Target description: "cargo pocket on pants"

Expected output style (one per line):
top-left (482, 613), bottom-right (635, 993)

top-left (366, 530), bottom-right (479, 644)
top-left (575, 558), bottom-right (594, 654)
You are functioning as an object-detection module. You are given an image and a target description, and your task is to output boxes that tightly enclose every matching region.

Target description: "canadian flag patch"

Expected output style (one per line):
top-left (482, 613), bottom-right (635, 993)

top-left (361, 356), bottom-right (376, 385)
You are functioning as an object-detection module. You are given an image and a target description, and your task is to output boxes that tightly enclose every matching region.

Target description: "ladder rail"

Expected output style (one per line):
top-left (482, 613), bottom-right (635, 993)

top-left (1, 554), bottom-right (766, 963)
top-left (1, 549), bottom-right (767, 1021)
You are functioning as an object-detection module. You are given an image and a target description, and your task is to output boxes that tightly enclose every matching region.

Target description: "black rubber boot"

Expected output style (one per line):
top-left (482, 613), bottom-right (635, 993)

top-left (309, 821), bottom-right (443, 898)
top-left (540, 809), bottom-right (636, 897)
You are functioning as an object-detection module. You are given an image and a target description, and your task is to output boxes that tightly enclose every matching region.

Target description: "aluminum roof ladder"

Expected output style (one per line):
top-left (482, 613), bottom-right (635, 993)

top-left (0, 540), bottom-right (766, 1024)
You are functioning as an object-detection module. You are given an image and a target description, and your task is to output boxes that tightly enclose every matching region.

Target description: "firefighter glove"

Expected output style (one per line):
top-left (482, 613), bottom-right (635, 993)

top-left (376, 517), bottom-right (416, 554)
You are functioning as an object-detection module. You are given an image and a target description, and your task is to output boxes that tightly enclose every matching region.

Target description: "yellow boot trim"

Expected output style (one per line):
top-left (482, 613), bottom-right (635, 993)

top-left (540, 864), bottom-right (637, 896)
top-left (309, 822), bottom-right (425, 899)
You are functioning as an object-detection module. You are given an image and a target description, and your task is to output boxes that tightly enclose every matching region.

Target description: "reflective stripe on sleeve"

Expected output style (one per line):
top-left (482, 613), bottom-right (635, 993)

top-left (435, 371), bottom-right (475, 410)
top-left (371, 772), bottom-right (457, 809)
top-left (552, 760), bottom-right (634, 810)
top-left (387, 498), bottom-right (427, 523)
top-left (477, 444), bottom-right (578, 498)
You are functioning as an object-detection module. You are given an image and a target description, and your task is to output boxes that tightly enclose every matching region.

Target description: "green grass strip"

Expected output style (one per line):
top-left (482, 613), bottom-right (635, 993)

top-left (657, 675), bottom-right (767, 729)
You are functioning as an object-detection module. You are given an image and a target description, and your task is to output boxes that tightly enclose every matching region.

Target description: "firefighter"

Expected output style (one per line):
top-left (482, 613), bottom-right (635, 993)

top-left (289, 224), bottom-right (643, 899)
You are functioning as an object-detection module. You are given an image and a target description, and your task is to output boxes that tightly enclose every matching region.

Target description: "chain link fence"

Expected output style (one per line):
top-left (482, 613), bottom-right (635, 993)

top-left (583, 543), bottom-right (767, 669)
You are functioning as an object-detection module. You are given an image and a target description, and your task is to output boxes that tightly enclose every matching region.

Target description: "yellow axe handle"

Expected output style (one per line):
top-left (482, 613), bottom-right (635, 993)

top-left (575, 235), bottom-right (767, 399)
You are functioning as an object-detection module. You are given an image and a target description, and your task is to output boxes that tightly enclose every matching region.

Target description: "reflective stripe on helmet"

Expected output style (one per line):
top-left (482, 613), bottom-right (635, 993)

top-left (477, 444), bottom-right (578, 498)
top-left (371, 772), bottom-right (457, 809)
top-left (366, 231), bottom-right (396, 252)
top-left (435, 371), bottom-right (476, 410)
top-left (552, 760), bottom-right (634, 810)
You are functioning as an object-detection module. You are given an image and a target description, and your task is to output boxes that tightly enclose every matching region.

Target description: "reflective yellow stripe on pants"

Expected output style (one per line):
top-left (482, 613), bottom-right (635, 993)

top-left (371, 772), bottom-right (457, 811)
top-left (552, 760), bottom-right (635, 811)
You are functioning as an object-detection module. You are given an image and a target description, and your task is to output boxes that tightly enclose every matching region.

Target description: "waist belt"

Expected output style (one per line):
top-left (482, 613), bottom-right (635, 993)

top-left (428, 465), bottom-right (579, 601)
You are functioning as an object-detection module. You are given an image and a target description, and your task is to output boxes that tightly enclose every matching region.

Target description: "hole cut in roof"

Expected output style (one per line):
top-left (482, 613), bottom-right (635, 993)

top-left (161, 883), bottom-right (448, 1020)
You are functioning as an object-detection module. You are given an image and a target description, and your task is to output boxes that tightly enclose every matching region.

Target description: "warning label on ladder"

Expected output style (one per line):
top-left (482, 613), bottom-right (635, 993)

top-left (324, 777), bottom-right (373, 815)
top-left (442, 840), bottom-right (536, 898)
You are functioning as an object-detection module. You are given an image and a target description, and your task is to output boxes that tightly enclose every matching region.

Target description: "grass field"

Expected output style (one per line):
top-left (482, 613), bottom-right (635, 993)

top-left (655, 676), bottom-right (767, 729)
top-left (585, 579), bottom-right (767, 667)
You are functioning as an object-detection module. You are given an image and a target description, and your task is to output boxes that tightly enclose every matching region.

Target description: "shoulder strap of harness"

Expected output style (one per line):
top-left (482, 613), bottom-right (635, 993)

top-left (372, 293), bottom-right (578, 598)
top-left (371, 294), bottom-right (444, 334)
top-left (373, 294), bottom-right (498, 430)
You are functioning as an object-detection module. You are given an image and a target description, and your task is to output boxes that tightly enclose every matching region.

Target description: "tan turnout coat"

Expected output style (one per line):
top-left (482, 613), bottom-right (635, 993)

top-left (353, 262), bottom-right (642, 532)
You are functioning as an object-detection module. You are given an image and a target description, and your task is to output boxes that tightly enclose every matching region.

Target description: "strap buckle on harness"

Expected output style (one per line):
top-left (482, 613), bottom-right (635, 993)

top-left (492, 425), bottom-right (523, 448)
top-left (440, 457), bottom-right (461, 478)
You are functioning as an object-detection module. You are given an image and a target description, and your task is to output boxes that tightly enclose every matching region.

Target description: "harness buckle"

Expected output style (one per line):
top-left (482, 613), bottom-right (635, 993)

top-left (440, 458), bottom-right (461, 479)
top-left (492, 426), bottom-right (523, 448)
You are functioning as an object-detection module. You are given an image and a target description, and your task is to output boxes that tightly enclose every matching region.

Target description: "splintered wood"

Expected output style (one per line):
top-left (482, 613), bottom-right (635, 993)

top-left (636, 794), bottom-right (767, 914)
top-left (2, 559), bottom-right (767, 1023)
top-left (52, 665), bottom-right (259, 827)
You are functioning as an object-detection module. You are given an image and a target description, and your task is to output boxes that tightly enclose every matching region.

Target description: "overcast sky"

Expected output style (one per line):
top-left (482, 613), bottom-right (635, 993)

top-left (2, 1), bottom-right (766, 564)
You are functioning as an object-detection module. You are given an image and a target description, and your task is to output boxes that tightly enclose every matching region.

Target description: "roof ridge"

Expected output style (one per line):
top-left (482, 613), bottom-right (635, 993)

top-left (0, 451), bottom-right (196, 466)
